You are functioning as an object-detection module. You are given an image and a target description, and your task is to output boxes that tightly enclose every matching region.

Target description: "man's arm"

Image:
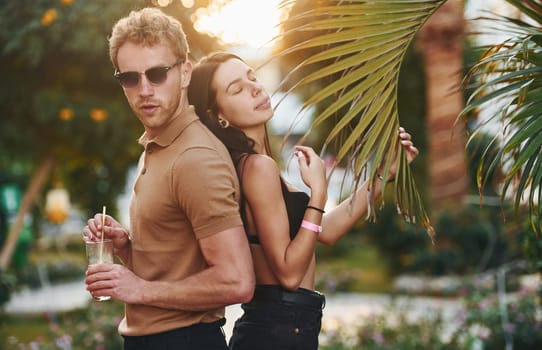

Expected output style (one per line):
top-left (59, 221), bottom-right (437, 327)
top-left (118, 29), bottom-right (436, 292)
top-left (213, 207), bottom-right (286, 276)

top-left (86, 226), bottom-right (255, 310)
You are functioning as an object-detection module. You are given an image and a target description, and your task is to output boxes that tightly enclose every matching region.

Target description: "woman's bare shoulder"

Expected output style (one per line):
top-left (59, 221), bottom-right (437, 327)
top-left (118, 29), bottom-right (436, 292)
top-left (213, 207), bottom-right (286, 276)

top-left (241, 154), bottom-right (281, 193)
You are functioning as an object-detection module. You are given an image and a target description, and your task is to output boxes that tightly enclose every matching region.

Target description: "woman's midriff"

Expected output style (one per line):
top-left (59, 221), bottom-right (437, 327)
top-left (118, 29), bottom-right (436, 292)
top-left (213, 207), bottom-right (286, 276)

top-left (250, 245), bottom-right (316, 290)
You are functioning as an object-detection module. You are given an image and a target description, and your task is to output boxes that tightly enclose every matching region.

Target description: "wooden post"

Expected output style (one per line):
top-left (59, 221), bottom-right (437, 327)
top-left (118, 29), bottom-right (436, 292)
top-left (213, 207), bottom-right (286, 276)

top-left (0, 156), bottom-right (55, 270)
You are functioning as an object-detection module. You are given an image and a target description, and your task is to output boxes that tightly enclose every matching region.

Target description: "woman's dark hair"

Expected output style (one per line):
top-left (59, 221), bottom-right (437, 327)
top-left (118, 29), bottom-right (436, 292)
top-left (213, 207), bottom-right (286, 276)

top-left (188, 52), bottom-right (271, 166)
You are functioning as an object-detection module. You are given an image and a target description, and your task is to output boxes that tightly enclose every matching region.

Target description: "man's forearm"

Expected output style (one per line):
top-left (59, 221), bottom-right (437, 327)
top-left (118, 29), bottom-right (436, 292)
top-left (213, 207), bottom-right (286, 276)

top-left (138, 266), bottom-right (253, 311)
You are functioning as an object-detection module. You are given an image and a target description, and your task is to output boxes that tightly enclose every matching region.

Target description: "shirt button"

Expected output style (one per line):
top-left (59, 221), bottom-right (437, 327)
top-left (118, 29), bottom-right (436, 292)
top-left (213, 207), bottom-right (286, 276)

top-left (293, 327), bottom-right (300, 334)
top-left (141, 168), bottom-right (146, 175)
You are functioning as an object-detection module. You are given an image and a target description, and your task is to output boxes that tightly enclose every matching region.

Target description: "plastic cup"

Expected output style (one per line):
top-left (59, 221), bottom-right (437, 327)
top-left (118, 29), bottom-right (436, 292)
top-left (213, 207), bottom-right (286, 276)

top-left (85, 239), bottom-right (113, 301)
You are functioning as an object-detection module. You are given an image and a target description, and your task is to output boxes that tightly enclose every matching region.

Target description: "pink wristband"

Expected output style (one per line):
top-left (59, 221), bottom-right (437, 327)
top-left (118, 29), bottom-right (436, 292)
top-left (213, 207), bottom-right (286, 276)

top-left (301, 220), bottom-right (322, 233)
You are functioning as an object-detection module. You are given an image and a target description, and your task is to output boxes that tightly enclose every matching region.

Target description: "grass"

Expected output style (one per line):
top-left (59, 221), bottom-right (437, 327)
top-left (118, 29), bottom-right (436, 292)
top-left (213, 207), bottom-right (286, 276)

top-left (1, 235), bottom-right (88, 347)
top-left (1, 313), bottom-right (54, 345)
top-left (1, 303), bottom-right (125, 349)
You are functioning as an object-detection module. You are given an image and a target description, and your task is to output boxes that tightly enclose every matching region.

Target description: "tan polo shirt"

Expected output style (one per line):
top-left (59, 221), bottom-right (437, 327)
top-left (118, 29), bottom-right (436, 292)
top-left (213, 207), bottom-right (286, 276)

top-left (118, 106), bottom-right (243, 336)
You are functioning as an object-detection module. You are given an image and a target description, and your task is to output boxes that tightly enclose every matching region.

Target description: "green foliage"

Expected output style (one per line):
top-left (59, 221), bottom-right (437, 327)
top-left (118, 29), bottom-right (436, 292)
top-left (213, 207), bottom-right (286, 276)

top-left (460, 0), bottom-right (542, 278)
top-left (17, 258), bottom-right (86, 290)
top-left (364, 128), bottom-right (537, 277)
top-left (465, 132), bottom-right (501, 196)
top-left (0, 270), bottom-right (17, 309)
top-left (0, 235), bottom-right (87, 310)
top-left (523, 230), bottom-right (542, 272)
top-left (320, 285), bottom-right (542, 350)
top-left (4, 301), bottom-right (124, 350)
top-left (316, 237), bottom-right (392, 293)
top-left (276, 0), bottom-right (447, 233)
top-left (362, 203), bottom-right (428, 275)
top-left (0, 1), bottom-right (145, 217)
top-left (0, 0), bottom-right (222, 220)
top-left (1, 315), bottom-right (49, 347)
top-left (14, 235), bottom-right (90, 289)
top-left (449, 284), bottom-right (542, 350)
top-left (462, 0), bottom-right (542, 234)
top-left (321, 301), bottom-right (452, 350)
top-left (365, 202), bottom-right (528, 277)
top-left (413, 205), bottom-right (524, 275)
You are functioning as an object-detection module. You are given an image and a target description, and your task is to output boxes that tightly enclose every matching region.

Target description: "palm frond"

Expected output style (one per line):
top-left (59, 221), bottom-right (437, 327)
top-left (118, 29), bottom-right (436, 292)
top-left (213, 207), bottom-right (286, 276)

top-left (276, 0), bottom-right (446, 236)
top-left (461, 0), bottom-right (542, 232)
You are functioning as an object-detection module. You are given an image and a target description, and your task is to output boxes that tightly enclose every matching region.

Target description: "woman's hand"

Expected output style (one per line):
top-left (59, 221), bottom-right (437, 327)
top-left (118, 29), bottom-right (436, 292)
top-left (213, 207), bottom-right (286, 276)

top-left (399, 127), bottom-right (419, 165)
top-left (294, 145), bottom-right (328, 205)
top-left (385, 127), bottom-right (419, 179)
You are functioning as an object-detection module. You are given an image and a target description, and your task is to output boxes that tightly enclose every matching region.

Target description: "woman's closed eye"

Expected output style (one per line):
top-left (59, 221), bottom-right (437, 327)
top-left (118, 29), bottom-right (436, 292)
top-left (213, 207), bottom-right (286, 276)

top-left (230, 75), bottom-right (259, 95)
top-left (231, 85), bottom-right (243, 95)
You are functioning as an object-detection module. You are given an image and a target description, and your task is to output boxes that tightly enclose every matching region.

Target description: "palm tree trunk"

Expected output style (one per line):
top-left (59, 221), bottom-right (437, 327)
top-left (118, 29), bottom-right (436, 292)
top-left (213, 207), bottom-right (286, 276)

top-left (417, 0), bottom-right (468, 211)
top-left (0, 156), bottom-right (55, 271)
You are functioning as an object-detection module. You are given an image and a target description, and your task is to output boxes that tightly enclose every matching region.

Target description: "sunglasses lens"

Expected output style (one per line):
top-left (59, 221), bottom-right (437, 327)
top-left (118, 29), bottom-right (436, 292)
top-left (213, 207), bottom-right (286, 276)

top-left (145, 67), bottom-right (169, 85)
top-left (115, 61), bottom-right (179, 88)
top-left (117, 72), bottom-right (140, 88)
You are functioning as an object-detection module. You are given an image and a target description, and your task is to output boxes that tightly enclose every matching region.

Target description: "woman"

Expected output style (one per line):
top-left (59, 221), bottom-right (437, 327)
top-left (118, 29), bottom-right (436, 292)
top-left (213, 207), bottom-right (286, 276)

top-left (188, 52), bottom-right (419, 350)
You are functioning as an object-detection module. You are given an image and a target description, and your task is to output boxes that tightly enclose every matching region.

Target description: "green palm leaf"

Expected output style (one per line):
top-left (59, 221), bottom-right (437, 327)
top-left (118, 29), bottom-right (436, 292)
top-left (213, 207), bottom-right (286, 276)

top-left (461, 0), bottom-right (542, 232)
top-left (276, 0), bottom-right (447, 237)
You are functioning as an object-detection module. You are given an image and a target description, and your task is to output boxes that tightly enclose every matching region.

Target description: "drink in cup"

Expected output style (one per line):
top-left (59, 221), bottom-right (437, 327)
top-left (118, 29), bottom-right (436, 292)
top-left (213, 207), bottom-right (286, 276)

top-left (85, 239), bottom-right (113, 301)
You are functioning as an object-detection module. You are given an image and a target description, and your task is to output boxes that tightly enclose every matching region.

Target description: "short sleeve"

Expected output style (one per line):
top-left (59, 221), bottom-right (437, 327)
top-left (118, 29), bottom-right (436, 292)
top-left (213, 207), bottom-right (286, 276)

top-left (172, 146), bottom-right (242, 239)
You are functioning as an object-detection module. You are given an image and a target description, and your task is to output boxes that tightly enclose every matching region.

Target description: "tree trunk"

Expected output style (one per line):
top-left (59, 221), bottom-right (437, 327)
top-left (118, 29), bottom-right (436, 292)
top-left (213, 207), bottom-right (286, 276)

top-left (417, 0), bottom-right (468, 211)
top-left (0, 155), bottom-right (55, 270)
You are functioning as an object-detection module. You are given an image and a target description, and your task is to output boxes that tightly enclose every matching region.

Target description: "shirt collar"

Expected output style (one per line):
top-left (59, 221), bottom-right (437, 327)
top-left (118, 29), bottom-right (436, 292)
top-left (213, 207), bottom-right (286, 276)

top-left (138, 105), bottom-right (198, 148)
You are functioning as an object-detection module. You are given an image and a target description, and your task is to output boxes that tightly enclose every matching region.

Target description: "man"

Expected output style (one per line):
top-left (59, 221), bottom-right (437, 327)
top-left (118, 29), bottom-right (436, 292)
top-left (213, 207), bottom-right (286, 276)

top-left (82, 7), bottom-right (254, 350)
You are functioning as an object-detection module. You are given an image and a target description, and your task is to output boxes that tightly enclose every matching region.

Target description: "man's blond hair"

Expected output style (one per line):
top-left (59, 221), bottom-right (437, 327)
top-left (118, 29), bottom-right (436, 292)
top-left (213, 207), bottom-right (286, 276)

top-left (109, 7), bottom-right (189, 69)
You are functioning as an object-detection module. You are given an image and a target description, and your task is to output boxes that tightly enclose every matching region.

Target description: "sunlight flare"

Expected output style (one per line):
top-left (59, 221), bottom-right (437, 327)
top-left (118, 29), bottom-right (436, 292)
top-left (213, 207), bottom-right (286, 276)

top-left (192, 0), bottom-right (284, 48)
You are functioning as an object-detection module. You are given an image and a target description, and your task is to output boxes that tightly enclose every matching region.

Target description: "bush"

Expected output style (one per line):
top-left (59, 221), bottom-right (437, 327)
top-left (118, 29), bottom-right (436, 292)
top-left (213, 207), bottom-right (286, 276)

top-left (320, 283), bottom-right (542, 350)
top-left (449, 284), bottom-right (542, 350)
top-left (0, 270), bottom-right (16, 309)
top-left (320, 301), bottom-right (452, 350)
top-left (365, 202), bottom-right (527, 277)
top-left (4, 300), bottom-right (124, 349)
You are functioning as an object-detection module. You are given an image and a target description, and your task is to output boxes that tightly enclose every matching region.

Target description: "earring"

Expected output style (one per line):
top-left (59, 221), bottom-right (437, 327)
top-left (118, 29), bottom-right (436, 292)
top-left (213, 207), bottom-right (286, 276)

top-left (218, 117), bottom-right (230, 128)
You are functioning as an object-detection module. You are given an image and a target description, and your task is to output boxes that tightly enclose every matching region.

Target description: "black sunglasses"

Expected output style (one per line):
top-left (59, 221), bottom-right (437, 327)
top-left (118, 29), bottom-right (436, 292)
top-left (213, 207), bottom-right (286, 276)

top-left (114, 58), bottom-right (185, 88)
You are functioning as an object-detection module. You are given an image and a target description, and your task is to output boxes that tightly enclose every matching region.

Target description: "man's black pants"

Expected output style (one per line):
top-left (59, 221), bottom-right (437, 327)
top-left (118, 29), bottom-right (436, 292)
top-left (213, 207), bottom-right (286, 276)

top-left (123, 318), bottom-right (228, 350)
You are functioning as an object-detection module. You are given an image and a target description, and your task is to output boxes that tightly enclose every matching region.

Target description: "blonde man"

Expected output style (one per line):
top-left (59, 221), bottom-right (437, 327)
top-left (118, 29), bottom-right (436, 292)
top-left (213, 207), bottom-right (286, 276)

top-left (83, 8), bottom-right (254, 350)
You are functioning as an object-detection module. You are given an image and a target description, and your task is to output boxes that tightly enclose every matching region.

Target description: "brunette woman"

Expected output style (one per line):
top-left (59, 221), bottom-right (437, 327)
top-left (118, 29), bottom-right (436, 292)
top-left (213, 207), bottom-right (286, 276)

top-left (188, 52), bottom-right (419, 350)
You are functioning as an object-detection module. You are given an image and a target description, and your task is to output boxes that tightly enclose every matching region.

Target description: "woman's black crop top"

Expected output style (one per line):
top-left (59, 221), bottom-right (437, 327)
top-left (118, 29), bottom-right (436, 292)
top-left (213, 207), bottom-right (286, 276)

top-left (240, 178), bottom-right (309, 244)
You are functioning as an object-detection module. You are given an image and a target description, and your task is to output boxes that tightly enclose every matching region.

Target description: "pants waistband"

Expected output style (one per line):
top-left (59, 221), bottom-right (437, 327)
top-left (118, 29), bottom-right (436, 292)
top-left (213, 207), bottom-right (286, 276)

top-left (123, 318), bottom-right (226, 340)
top-left (250, 285), bottom-right (325, 309)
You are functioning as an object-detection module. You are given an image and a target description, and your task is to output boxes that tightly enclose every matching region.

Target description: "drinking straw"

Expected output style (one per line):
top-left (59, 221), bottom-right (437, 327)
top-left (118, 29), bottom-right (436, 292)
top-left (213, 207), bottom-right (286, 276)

top-left (99, 205), bottom-right (106, 263)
